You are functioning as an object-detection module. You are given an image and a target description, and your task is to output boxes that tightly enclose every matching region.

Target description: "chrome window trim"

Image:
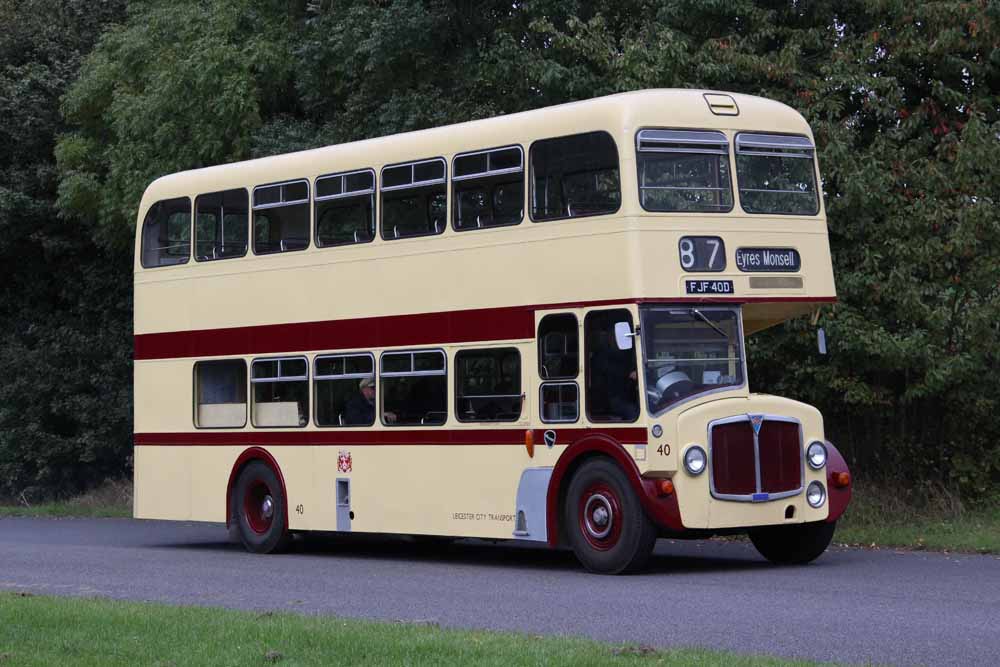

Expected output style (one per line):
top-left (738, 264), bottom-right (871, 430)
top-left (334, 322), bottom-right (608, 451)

top-left (315, 168), bottom-right (376, 202)
top-left (250, 356), bottom-right (309, 382)
top-left (252, 179), bottom-right (311, 210)
top-left (452, 145), bottom-right (524, 182)
top-left (380, 158), bottom-right (447, 192)
top-left (642, 304), bottom-right (748, 418)
top-left (378, 349), bottom-right (447, 377)
top-left (636, 129), bottom-right (729, 155)
top-left (707, 414), bottom-right (804, 502)
top-left (314, 352), bottom-right (375, 380)
top-left (539, 381), bottom-right (580, 424)
top-left (735, 132), bottom-right (814, 158)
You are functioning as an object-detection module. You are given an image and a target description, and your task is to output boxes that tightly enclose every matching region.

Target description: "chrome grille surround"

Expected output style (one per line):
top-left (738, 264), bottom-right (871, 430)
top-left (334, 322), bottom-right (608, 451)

top-left (708, 414), bottom-right (804, 502)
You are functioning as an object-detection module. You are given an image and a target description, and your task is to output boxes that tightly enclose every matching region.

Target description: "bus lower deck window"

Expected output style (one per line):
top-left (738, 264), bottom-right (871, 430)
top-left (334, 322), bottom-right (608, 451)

top-left (315, 353), bottom-right (376, 426)
top-left (194, 360), bottom-right (247, 428)
top-left (380, 350), bottom-right (447, 425)
top-left (455, 348), bottom-right (522, 422)
top-left (251, 357), bottom-right (309, 427)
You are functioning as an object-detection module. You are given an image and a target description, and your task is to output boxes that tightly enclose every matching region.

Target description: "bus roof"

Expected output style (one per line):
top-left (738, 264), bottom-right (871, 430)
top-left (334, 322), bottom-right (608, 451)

top-left (142, 89), bottom-right (811, 203)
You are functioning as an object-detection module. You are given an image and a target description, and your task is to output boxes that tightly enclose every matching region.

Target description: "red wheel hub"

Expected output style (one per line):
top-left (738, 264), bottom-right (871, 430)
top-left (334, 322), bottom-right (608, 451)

top-left (243, 479), bottom-right (274, 534)
top-left (578, 482), bottom-right (623, 551)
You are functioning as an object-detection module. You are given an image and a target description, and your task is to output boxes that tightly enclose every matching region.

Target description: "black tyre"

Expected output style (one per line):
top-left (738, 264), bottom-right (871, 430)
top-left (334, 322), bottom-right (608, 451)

top-left (565, 458), bottom-right (657, 574)
top-left (231, 461), bottom-right (291, 554)
top-left (749, 520), bottom-right (836, 565)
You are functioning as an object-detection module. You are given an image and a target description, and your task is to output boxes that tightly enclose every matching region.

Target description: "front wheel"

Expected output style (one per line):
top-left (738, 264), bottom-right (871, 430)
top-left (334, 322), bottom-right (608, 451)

top-left (231, 461), bottom-right (291, 554)
top-left (749, 520), bottom-right (836, 565)
top-left (565, 459), bottom-right (657, 574)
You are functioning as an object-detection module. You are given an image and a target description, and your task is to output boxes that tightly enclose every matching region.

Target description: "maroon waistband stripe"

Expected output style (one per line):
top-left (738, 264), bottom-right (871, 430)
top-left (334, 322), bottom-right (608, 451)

top-left (133, 296), bottom-right (836, 361)
top-left (133, 427), bottom-right (649, 447)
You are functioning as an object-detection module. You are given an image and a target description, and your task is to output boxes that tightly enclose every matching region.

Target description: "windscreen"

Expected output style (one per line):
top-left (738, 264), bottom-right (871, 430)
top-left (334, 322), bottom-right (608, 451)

top-left (640, 307), bottom-right (744, 413)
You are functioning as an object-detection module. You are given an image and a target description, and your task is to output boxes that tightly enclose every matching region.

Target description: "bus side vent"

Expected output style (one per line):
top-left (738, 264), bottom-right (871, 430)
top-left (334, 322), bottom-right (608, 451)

top-left (336, 478), bottom-right (351, 531)
top-left (704, 93), bottom-right (740, 116)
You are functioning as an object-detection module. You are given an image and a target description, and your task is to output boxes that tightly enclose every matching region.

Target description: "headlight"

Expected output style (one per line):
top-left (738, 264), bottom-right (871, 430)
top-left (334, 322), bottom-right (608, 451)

top-left (806, 481), bottom-right (826, 508)
top-left (683, 446), bottom-right (707, 476)
top-left (807, 441), bottom-right (827, 470)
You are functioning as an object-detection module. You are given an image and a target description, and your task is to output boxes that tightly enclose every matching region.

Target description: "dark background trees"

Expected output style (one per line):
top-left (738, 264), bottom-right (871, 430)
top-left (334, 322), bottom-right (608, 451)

top-left (2, 0), bottom-right (997, 502)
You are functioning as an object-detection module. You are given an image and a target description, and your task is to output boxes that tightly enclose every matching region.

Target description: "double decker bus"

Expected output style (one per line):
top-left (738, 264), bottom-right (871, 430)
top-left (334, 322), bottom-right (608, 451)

top-left (133, 89), bottom-right (852, 574)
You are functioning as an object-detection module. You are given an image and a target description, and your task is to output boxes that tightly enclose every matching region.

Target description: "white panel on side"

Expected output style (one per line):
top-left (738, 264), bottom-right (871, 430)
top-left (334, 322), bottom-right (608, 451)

top-left (512, 467), bottom-right (552, 542)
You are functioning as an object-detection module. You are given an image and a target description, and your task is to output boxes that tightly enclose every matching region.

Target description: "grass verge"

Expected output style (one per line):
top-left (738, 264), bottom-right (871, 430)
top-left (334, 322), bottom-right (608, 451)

top-left (0, 592), bottom-right (822, 667)
top-left (0, 479), bottom-right (131, 519)
top-left (835, 482), bottom-right (1000, 554)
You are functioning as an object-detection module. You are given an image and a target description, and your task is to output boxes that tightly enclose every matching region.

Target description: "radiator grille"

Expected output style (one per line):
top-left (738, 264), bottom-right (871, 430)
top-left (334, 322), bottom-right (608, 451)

top-left (709, 416), bottom-right (802, 501)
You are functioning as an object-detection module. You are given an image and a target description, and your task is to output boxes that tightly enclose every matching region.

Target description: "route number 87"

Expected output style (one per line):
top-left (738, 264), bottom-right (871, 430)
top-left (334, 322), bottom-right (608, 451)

top-left (679, 236), bottom-right (726, 272)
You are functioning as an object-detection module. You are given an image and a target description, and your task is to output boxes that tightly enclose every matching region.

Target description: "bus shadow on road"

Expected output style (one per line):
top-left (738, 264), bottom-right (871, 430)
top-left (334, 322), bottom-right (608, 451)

top-left (270, 533), bottom-right (771, 576)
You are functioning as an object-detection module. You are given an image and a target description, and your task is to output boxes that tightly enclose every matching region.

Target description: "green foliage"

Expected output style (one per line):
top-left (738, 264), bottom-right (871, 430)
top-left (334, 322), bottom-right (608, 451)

top-left (58, 0), bottom-right (298, 251)
top-left (2, 0), bottom-right (998, 502)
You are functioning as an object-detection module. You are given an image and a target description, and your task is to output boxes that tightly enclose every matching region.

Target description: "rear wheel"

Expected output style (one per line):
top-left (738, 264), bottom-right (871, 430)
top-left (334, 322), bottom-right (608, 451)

top-left (565, 459), bottom-right (657, 574)
top-left (231, 461), bottom-right (291, 554)
top-left (749, 520), bottom-right (836, 565)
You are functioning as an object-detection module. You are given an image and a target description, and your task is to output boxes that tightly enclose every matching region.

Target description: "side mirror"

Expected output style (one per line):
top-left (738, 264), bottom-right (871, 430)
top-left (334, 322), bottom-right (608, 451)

top-left (613, 322), bottom-right (634, 351)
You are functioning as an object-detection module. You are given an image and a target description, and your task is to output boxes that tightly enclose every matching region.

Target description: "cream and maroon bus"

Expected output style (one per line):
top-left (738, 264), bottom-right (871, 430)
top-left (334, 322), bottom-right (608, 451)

top-left (133, 89), bottom-right (852, 574)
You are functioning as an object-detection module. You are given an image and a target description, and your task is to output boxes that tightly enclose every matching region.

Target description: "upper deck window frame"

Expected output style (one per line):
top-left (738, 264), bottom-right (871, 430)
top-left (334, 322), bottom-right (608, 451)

top-left (251, 178), bottom-right (311, 255)
top-left (734, 132), bottom-right (820, 216)
top-left (380, 157), bottom-right (448, 241)
top-left (528, 130), bottom-right (622, 223)
top-left (314, 168), bottom-right (377, 248)
top-left (635, 128), bottom-right (734, 214)
top-left (451, 145), bottom-right (525, 232)
top-left (139, 196), bottom-right (192, 269)
top-left (194, 187), bottom-right (250, 262)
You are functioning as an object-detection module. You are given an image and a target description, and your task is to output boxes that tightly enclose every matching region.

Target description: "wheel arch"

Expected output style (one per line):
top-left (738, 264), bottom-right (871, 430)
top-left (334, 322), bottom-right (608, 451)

top-left (825, 440), bottom-right (852, 523)
top-left (545, 434), bottom-right (683, 547)
top-left (225, 447), bottom-right (290, 529)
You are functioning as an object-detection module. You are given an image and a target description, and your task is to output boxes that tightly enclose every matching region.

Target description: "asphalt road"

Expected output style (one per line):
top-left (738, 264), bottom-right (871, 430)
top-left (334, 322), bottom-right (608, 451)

top-left (1, 518), bottom-right (997, 665)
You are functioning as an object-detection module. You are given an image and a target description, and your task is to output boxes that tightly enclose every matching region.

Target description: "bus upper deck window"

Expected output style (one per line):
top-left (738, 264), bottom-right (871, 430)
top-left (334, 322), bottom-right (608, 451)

top-left (636, 130), bottom-right (733, 213)
top-left (195, 189), bottom-right (249, 261)
top-left (735, 133), bottom-right (819, 215)
top-left (140, 197), bottom-right (191, 268)
top-left (452, 146), bottom-right (524, 231)
top-left (252, 180), bottom-right (310, 254)
top-left (530, 131), bottom-right (620, 221)
top-left (381, 158), bottom-right (447, 240)
top-left (315, 169), bottom-right (376, 247)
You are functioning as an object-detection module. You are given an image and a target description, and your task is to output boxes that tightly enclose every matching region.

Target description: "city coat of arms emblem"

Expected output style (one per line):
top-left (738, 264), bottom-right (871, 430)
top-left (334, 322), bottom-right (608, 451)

top-left (337, 450), bottom-right (352, 473)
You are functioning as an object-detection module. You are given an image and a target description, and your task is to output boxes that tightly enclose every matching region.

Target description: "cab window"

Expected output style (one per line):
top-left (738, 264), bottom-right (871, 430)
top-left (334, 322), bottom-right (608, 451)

top-left (585, 309), bottom-right (639, 422)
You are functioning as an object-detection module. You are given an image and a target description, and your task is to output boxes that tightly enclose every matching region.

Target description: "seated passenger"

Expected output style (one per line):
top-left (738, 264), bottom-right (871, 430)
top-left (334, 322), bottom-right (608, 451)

top-left (344, 377), bottom-right (396, 425)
